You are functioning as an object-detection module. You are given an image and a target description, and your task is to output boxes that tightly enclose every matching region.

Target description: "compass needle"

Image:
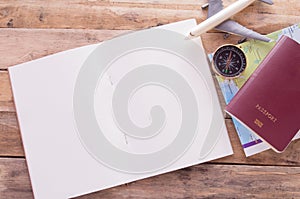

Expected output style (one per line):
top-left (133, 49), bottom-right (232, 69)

top-left (213, 45), bottom-right (247, 78)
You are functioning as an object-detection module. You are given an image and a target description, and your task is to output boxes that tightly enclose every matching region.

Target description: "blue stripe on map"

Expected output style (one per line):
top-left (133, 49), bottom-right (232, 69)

top-left (242, 139), bottom-right (263, 148)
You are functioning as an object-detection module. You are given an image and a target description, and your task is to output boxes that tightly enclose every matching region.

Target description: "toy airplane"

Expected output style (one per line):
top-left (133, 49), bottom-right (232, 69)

top-left (189, 0), bottom-right (273, 42)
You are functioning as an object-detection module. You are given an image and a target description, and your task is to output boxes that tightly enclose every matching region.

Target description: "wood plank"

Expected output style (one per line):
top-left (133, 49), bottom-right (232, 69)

top-left (0, 0), bottom-right (298, 31)
top-left (0, 112), bottom-right (24, 156)
top-left (0, 158), bottom-right (33, 199)
top-left (1, 158), bottom-right (300, 199)
top-left (1, 110), bottom-right (300, 166)
top-left (214, 121), bottom-right (300, 166)
top-left (0, 71), bottom-right (14, 112)
top-left (0, 28), bottom-right (127, 69)
top-left (77, 164), bottom-right (300, 199)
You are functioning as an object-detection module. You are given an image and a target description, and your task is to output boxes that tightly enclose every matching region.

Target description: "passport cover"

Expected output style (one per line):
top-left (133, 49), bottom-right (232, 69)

top-left (225, 35), bottom-right (300, 152)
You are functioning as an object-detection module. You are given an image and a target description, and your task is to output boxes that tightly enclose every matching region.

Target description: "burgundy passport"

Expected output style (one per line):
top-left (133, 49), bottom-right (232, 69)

top-left (225, 36), bottom-right (300, 152)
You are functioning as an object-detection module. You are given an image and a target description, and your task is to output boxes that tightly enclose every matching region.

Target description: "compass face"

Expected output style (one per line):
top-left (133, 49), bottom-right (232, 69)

top-left (212, 45), bottom-right (247, 78)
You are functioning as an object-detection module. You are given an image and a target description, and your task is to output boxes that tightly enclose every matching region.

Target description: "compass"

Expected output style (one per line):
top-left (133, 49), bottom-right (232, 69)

top-left (212, 44), bottom-right (247, 78)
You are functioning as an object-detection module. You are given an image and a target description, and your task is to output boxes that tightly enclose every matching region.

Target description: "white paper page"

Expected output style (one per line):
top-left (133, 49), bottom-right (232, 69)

top-left (9, 19), bottom-right (233, 199)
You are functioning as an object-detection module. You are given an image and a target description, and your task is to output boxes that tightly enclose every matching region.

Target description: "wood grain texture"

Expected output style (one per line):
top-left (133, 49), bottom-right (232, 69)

top-left (0, 0), bottom-right (298, 32)
top-left (0, 158), bottom-right (33, 199)
top-left (76, 164), bottom-right (300, 199)
top-left (0, 28), bottom-right (127, 69)
top-left (1, 158), bottom-right (300, 199)
top-left (213, 121), bottom-right (300, 166)
top-left (0, 71), bottom-right (14, 112)
top-left (0, 112), bottom-right (24, 156)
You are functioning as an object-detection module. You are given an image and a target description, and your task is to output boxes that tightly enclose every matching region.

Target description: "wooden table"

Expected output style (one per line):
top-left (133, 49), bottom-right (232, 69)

top-left (0, 0), bottom-right (299, 198)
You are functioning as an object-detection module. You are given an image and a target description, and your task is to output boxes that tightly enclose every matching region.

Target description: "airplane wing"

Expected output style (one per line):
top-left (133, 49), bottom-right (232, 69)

top-left (215, 20), bottom-right (271, 42)
top-left (207, 0), bottom-right (271, 42)
top-left (207, 0), bottom-right (223, 18)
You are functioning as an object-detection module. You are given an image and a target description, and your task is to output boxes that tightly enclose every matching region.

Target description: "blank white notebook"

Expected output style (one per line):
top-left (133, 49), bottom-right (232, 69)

top-left (9, 19), bottom-right (233, 199)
